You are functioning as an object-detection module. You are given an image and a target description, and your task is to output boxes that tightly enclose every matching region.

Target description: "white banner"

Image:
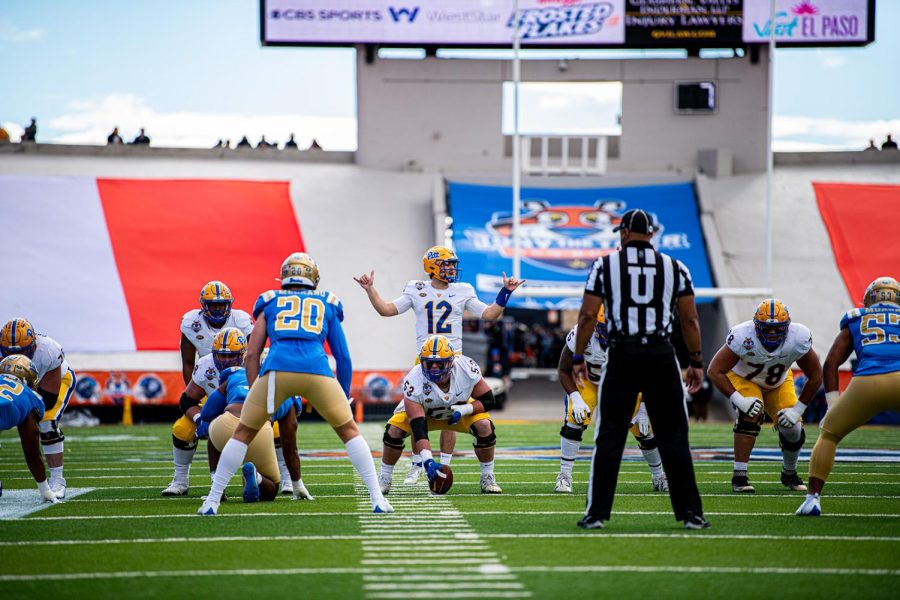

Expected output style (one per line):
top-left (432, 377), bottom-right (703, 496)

top-left (262, 0), bottom-right (626, 46)
top-left (742, 0), bottom-right (868, 43)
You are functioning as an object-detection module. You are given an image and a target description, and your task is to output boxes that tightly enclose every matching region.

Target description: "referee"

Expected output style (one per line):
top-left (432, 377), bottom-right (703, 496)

top-left (572, 208), bottom-right (709, 530)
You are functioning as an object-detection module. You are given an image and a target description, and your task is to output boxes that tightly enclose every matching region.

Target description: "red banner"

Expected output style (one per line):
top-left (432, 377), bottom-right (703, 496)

top-left (814, 182), bottom-right (900, 304)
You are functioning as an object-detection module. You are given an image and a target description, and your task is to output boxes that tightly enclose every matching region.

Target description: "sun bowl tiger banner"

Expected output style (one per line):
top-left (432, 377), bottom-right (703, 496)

top-left (0, 175), bottom-right (304, 352)
top-left (447, 180), bottom-right (715, 309)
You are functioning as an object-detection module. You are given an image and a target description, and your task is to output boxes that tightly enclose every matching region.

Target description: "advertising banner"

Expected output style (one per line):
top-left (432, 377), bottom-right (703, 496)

top-left (625, 0), bottom-right (743, 46)
top-left (742, 0), bottom-right (869, 43)
top-left (448, 181), bottom-right (714, 309)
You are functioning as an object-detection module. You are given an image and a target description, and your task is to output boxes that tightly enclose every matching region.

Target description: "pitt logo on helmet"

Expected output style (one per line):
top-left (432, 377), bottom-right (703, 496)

top-left (212, 327), bottom-right (247, 371)
top-left (0, 318), bottom-right (37, 359)
top-left (281, 252), bottom-right (320, 289)
top-left (423, 245), bottom-right (460, 283)
top-left (0, 355), bottom-right (39, 390)
top-left (753, 299), bottom-right (791, 352)
top-left (199, 281), bottom-right (234, 328)
top-left (419, 335), bottom-right (456, 383)
top-left (864, 276), bottom-right (900, 307)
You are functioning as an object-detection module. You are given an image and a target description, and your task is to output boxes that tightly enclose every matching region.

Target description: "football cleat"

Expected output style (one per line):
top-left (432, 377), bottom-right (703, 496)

top-left (373, 499), bottom-right (394, 514)
top-left (419, 336), bottom-right (456, 383)
top-left (577, 515), bottom-right (605, 529)
top-left (781, 470), bottom-right (808, 492)
top-left (753, 299), bottom-right (791, 352)
top-left (480, 473), bottom-right (502, 494)
top-left (0, 318), bottom-right (37, 359)
top-left (280, 478), bottom-right (294, 495)
top-left (197, 500), bottom-right (218, 516)
top-left (161, 482), bottom-right (189, 497)
top-left (732, 475), bottom-right (756, 493)
top-left (50, 477), bottom-right (67, 500)
top-left (652, 474), bottom-right (669, 492)
top-left (199, 281), bottom-right (234, 328)
top-left (795, 493), bottom-right (822, 516)
top-left (422, 245), bottom-right (460, 283)
top-left (281, 252), bottom-right (320, 289)
top-left (0, 355), bottom-right (39, 389)
top-left (242, 463), bottom-right (260, 503)
top-left (212, 328), bottom-right (247, 372)
top-left (554, 473), bottom-right (573, 494)
top-left (684, 512), bottom-right (712, 529)
top-left (404, 459), bottom-right (423, 485)
top-left (378, 470), bottom-right (393, 495)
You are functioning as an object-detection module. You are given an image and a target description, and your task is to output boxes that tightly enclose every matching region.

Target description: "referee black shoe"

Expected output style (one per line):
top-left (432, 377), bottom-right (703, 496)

top-left (683, 512), bottom-right (711, 530)
top-left (577, 515), bottom-right (605, 530)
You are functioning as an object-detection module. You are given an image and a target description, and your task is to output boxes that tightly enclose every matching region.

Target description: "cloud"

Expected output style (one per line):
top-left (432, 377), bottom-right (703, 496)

top-left (774, 115), bottom-right (900, 151)
top-left (0, 22), bottom-right (46, 42)
top-left (815, 49), bottom-right (848, 69)
top-left (45, 94), bottom-right (357, 150)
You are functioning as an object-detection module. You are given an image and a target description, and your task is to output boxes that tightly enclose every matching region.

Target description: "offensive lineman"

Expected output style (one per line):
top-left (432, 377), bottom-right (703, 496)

top-left (798, 277), bottom-right (900, 516)
top-left (354, 245), bottom-right (523, 482)
top-left (1, 318), bottom-right (78, 498)
top-left (556, 305), bottom-right (668, 493)
top-left (708, 299), bottom-right (822, 493)
top-left (380, 335), bottom-right (502, 494)
top-left (198, 252), bottom-right (391, 515)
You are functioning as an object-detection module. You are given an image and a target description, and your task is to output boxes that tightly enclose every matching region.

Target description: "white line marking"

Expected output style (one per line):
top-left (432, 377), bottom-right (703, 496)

top-left (0, 488), bottom-right (95, 519)
top-left (511, 566), bottom-right (900, 576)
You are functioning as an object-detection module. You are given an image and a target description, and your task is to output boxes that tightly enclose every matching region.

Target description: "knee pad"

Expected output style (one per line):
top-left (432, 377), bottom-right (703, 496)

top-left (779, 426), bottom-right (806, 452)
top-left (560, 424), bottom-right (584, 442)
top-left (38, 420), bottom-right (64, 447)
top-left (383, 426), bottom-right (406, 451)
top-left (472, 421), bottom-right (496, 449)
top-left (733, 419), bottom-right (761, 437)
top-left (635, 433), bottom-right (657, 451)
top-left (172, 433), bottom-right (197, 451)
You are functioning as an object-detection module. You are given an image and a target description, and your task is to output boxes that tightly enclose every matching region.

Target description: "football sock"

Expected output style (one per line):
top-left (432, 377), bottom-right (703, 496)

top-left (173, 447), bottom-right (196, 486)
top-left (210, 470), bottom-right (216, 483)
top-left (480, 460), bottom-right (495, 476)
top-left (208, 439), bottom-right (248, 505)
top-left (256, 472), bottom-right (263, 485)
top-left (49, 466), bottom-right (64, 482)
top-left (345, 435), bottom-right (384, 504)
top-left (641, 447), bottom-right (664, 478)
top-left (733, 461), bottom-right (749, 477)
top-left (381, 462), bottom-right (395, 478)
top-left (560, 437), bottom-right (579, 476)
top-left (276, 447), bottom-right (290, 481)
top-left (440, 453), bottom-right (453, 466)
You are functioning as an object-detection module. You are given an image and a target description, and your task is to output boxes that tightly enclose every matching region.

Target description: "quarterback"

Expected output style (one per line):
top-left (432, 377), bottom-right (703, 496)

top-left (1, 318), bottom-right (78, 498)
top-left (555, 305), bottom-right (668, 494)
top-left (355, 245), bottom-right (523, 482)
top-left (198, 253), bottom-right (391, 515)
top-left (798, 277), bottom-right (900, 516)
top-left (708, 299), bottom-right (822, 493)
top-left (379, 335), bottom-right (502, 495)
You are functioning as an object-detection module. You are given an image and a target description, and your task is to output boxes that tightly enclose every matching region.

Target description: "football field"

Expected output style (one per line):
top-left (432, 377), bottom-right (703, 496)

top-left (1, 421), bottom-right (898, 599)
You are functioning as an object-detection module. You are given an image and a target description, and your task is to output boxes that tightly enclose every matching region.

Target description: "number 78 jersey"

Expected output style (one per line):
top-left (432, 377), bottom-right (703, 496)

top-left (726, 320), bottom-right (812, 390)
top-left (393, 280), bottom-right (488, 353)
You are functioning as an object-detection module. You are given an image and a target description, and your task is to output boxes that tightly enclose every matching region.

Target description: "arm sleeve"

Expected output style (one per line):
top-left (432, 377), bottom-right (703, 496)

top-left (327, 315), bottom-right (353, 397)
top-left (584, 257), bottom-right (604, 297)
top-left (199, 389), bottom-right (226, 422)
top-left (675, 259), bottom-right (695, 297)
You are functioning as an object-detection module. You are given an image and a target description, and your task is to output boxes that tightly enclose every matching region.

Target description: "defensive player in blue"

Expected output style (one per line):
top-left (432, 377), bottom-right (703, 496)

top-left (797, 276), bottom-right (900, 516)
top-left (198, 252), bottom-right (391, 515)
top-left (0, 355), bottom-right (60, 504)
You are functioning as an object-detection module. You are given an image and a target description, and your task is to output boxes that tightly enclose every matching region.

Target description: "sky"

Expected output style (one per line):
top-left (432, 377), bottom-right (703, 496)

top-left (1, 0), bottom-right (898, 152)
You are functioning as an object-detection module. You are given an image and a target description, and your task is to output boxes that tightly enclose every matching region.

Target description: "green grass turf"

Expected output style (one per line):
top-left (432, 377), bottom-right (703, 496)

top-left (0, 421), bottom-right (898, 599)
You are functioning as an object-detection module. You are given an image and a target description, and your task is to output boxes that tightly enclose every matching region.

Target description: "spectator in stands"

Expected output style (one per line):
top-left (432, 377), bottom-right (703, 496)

top-left (882, 134), bottom-right (898, 150)
top-left (864, 139), bottom-right (879, 151)
top-left (308, 138), bottom-right (323, 151)
top-left (131, 128), bottom-right (150, 145)
top-left (22, 118), bottom-right (37, 142)
top-left (224, 139), bottom-right (231, 148)
top-left (213, 139), bottom-right (224, 148)
top-left (257, 135), bottom-right (276, 149)
top-left (284, 133), bottom-right (298, 149)
top-left (107, 127), bottom-right (124, 145)
top-left (0, 123), bottom-right (10, 144)
top-left (236, 136), bottom-right (251, 148)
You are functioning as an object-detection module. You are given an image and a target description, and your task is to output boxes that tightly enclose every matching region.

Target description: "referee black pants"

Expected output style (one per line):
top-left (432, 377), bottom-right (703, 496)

top-left (586, 346), bottom-right (703, 521)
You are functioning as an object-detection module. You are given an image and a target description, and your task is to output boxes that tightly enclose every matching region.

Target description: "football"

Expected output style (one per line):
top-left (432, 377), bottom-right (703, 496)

top-left (428, 464), bottom-right (454, 495)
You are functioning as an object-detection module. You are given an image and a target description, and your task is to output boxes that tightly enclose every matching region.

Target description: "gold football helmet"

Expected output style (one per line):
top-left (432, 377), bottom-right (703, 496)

top-left (0, 355), bottom-right (39, 390)
top-left (753, 299), bottom-right (791, 352)
top-left (595, 304), bottom-right (609, 350)
top-left (423, 245), bottom-right (459, 283)
top-left (419, 335), bottom-right (456, 383)
top-left (0, 318), bottom-right (37, 359)
top-left (863, 276), bottom-right (900, 307)
top-left (281, 252), bottom-right (320, 289)
top-left (212, 327), bottom-right (247, 371)
top-left (199, 281), bottom-right (234, 328)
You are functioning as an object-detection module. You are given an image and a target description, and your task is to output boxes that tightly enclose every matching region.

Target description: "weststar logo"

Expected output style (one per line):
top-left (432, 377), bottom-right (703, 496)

top-left (389, 6), bottom-right (419, 22)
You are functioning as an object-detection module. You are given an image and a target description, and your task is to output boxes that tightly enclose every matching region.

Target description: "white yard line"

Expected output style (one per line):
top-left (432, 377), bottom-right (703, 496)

top-left (0, 489), bottom-right (94, 520)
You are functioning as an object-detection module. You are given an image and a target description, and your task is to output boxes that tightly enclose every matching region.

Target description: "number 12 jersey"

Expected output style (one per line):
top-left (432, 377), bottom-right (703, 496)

top-left (393, 280), bottom-right (488, 354)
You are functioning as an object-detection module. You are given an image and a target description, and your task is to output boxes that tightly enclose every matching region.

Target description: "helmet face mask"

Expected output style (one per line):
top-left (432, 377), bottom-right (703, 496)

top-left (863, 276), bottom-right (900, 308)
top-left (419, 335), bottom-right (456, 383)
top-left (423, 246), bottom-right (460, 284)
top-left (212, 327), bottom-right (247, 372)
top-left (200, 281), bottom-right (234, 328)
top-left (0, 318), bottom-right (37, 359)
top-left (753, 299), bottom-right (791, 352)
top-left (0, 355), bottom-right (39, 390)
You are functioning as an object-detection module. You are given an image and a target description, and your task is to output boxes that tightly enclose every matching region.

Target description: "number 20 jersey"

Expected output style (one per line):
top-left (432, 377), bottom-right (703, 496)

top-left (726, 320), bottom-right (812, 390)
top-left (253, 289), bottom-right (348, 378)
top-left (841, 305), bottom-right (900, 376)
top-left (392, 281), bottom-right (489, 354)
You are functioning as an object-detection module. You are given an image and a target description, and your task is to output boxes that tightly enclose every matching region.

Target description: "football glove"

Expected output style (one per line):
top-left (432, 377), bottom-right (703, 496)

top-left (423, 459), bottom-right (442, 483)
top-left (569, 391), bottom-right (590, 425)
top-left (633, 403), bottom-right (651, 437)
top-left (730, 392), bottom-right (763, 419)
top-left (777, 402), bottom-right (807, 428)
top-left (448, 403), bottom-right (474, 426)
top-left (195, 420), bottom-right (210, 440)
top-left (37, 480), bottom-right (60, 504)
top-left (291, 479), bottom-right (314, 501)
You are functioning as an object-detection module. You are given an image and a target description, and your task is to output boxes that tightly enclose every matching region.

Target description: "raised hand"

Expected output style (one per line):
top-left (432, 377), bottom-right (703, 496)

top-left (353, 270), bottom-right (376, 291)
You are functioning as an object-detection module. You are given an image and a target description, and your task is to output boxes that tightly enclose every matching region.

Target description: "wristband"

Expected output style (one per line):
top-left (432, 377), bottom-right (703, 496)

top-left (572, 354), bottom-right (585, 365)
top-left (455, 403), bottom-right (475, 417)
top-left (793, 401), bottom-right (808, 414)
top-left (689, 350), bottom-right (703, 357)
top-left (729, 391), bottom-right (744, 405)
top-left (192, 413), bottom-right (201, 424)
top-left (689, 359), bottom-right (704, 369)
top-left (495, 287), bottom-right (513, 307)
top-left (825, 391), bottom-right (840, 406)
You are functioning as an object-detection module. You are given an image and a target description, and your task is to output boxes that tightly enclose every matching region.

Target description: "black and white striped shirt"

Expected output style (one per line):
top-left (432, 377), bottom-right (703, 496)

top-left (585, 241), bottom-right (693, 338)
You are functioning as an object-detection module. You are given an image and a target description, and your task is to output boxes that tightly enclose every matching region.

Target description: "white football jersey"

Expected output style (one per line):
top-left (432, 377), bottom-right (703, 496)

top-left (392, 280), bottom-right (489, 354)
top-left (399, 354), bottom-right (483, 420)
top-left (565, 325), bottom-right (608, 384)
top-left (180, 309), bottom-right (253, 358)
top-left (31, 334), bottom-right (70, 382)
top-left (727, 320), bottom-right (812, 390)
top-left (191, 354), bottom-right (221, 396)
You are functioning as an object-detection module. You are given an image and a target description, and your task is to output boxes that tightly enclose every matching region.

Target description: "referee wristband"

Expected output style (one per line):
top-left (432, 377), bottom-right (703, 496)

top-left (689, 359), bottom-right (704, 369)
top-left (495, 287), bottom-right (513, 307)
top-left (572, 354), bottom-right (585, 365)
